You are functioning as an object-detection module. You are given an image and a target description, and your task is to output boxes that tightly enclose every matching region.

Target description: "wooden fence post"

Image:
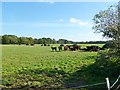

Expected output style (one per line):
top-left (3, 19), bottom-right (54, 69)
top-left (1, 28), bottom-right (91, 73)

top-left (106, 77), bottom-right (110, 90)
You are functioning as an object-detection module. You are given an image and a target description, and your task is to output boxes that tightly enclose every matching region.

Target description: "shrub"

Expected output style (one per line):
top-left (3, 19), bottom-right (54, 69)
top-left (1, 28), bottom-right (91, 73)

top-left (92, 49), bottom-right (120, 77)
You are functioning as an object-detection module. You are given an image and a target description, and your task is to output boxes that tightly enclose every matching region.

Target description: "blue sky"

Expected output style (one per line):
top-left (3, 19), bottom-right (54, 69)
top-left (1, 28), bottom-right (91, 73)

top-left (1, 2), bottom-right (118, 41)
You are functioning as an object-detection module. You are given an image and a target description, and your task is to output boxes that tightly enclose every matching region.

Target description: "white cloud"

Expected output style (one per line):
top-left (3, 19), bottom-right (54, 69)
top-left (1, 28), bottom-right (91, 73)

top-left (70, 18), bottom-right (91, 27)
top-left (70, 18), bottom-right (78, 23)
top-left (60, 19), bottom-right (63, 22)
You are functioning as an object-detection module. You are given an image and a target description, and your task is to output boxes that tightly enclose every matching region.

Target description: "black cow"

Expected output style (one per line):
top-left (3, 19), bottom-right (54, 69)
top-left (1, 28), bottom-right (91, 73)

top-left (69, 46), bottom-right (76, 51)
top-left (26, 44), bottom-right (29, 46)
top-left (91, 46), bottom-right (100, 51)
top-left (51, 46), bottom-right (57, 52)
top-left (60, 44), bottom-right (64, 47)
top-left (58, 46), bottom-right (62, 51)
top-left (81, 46), bottom-right (100, 51)
top-left (19, 43), bottom-right (21, 45)
top-left (31, 44), bottom-right (34, 46)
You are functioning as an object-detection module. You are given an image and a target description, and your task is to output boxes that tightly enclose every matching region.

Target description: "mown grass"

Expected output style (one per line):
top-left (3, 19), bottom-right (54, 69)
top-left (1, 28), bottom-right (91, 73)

top-left (1, 44), bottom-right (109, 89)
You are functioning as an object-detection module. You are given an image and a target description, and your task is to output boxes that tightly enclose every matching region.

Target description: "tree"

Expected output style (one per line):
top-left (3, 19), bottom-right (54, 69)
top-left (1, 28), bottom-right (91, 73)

top-left (52, 39), bottom-right (56, 44)
top-left (93, 5), bottom-right (120, 49)
top-left (41, 37), bottom-right (47, 44)
top-left (92, 3), bottom-right (120, 76)
top-left (8, 35), bottom-right (19, 44)
top-left (28, 37), bottom-right (34, 44)
top-left (38, 38), bottom-right (42, 44)
top-left (58, 39), bottom-right (64, 44)
top-left (19, 37), bottom-right (28, 44)
top-left (2, 35), bottom-right (10, 44)
top-left (2, 35), bottom-right (19, 44)
top-left (46, 38), bottom-right (52, 44)
top-left (34, 38), bottom-right (38, 44)
top-left (0, 36), bottom-right (2, 44)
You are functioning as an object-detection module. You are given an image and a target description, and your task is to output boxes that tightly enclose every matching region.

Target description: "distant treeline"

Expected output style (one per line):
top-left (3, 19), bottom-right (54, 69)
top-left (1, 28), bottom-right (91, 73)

top-left (0, 35), bottom-right (107, 45)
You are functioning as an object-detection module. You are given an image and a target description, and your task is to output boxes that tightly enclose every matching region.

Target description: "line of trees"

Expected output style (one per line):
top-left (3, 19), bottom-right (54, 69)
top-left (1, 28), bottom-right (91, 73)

top-left (0, 35), bottom-right (107, 45)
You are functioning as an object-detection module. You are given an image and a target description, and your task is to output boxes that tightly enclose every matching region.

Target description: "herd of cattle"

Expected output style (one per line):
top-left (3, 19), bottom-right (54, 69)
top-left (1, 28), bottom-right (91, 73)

top-left (51, 44), bottom-right (106, 52)
top-left (23, 43), bottom-right (107, 52)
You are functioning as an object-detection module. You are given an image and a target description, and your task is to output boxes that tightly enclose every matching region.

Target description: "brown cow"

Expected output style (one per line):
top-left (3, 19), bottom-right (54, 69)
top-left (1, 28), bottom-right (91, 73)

top-left (69, 45), bottom-right (81, 51)
top-left (64, 46), bottom-right (69, 51)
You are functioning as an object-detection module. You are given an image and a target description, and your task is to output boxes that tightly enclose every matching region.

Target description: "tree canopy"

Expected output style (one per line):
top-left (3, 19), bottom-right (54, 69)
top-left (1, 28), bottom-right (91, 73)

top-left (93, 5), bottom-right (120, 49)
top-left (92, 3), bottom-right (120, 77)
top-left (0, 35), bottom-right (107, 45)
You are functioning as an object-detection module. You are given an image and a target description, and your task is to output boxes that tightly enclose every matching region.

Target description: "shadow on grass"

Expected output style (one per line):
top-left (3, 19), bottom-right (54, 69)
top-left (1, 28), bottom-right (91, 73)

top-left (2, 67), bottom-right (85, 89)
top-left (1, 68), bottom-right (104, 90)
top-left (2, 62), bottom-right (120, 90)
top-left (73, 62), bottom-right (120, 90)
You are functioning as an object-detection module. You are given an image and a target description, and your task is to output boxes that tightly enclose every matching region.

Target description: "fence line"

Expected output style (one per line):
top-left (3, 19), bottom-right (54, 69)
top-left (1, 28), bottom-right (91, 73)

top-left (67, 82), bottom-right (107, 89)
top-left (66, 75), bottom-right (120, 89)
top-left (110, 75), bottom-right (120, 89)
top-left (115, 84), bottom-right (120, 90)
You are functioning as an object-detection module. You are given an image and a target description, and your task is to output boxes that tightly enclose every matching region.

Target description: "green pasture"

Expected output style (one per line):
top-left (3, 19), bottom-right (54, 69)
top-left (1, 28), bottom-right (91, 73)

top-left (1, 44), bottom-right (107, 89)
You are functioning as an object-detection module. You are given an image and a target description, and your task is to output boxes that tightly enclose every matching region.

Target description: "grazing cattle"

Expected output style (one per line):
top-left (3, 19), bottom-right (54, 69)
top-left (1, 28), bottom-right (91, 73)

top-left (80, 46), bottom-right (100, 52)
top-left (77, 46), bottom-right (81, 50)
top-left (26, 44), bottom-right (29, 46)
top-left (51, 46), bottom-right (57, 52)
top-left (87, 46), bottom-right (99, 51)
top-left (58, 46), bottom-right (62, 51)
top-left (64, 45), bottom-right (81, 51)
top-left (67, 45), bottom-right (71, 49)
top-left (69, 47), bottom-right (76, 51)
top-left (64, 46), bottom-right (69, 51)
top-left (86, 46), bottom-right (92, 51)
top-left (41, 44), bottom-right (47, 46)
top-left (92, 46), bottom-right (100, 51)
top-left (69, 45), bottom-right (81, 51)
top-left (60, 44), bottom-right (64, 47)
top-left (73, 45), bottom-right (81, 50)
top-left (80, 48), bottom-right (89, 51)
top-left (58, 44), bottom-right (64, 51)
top-left (100, 47), bottom-right (105, 50)
top-left (68, 45), bottom-right (75, 51)
top-left (31, 44), bottom-right (34, 46)
top-left (44, 44), bottom-right (47, 46)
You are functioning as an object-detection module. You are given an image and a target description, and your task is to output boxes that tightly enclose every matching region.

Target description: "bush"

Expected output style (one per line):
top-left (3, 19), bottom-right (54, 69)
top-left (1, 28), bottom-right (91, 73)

top-left (92, 49), bottom-right (120, 77)
top-left (102, 41), bottom-right (117, 49)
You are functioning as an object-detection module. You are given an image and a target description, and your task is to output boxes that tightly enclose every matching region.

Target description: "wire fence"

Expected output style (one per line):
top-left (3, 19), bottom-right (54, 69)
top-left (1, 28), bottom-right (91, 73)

top-left (110, 75), bottom-right (120, 89)
top-left (70, 82), bottom-right (107, 89)
top-left (66, 75), bottom-right (120, 90)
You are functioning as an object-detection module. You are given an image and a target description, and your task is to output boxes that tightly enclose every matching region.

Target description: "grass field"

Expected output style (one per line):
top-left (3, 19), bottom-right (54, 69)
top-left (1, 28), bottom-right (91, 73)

top-left (1, 44), bottom-right (109, 89)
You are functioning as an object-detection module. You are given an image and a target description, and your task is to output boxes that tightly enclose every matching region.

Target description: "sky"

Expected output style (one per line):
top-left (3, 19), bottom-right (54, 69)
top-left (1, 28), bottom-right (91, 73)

top-left (1, 0), bottom-right (120, 2)
top-left (1, 1), bottom-right (119, 41)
